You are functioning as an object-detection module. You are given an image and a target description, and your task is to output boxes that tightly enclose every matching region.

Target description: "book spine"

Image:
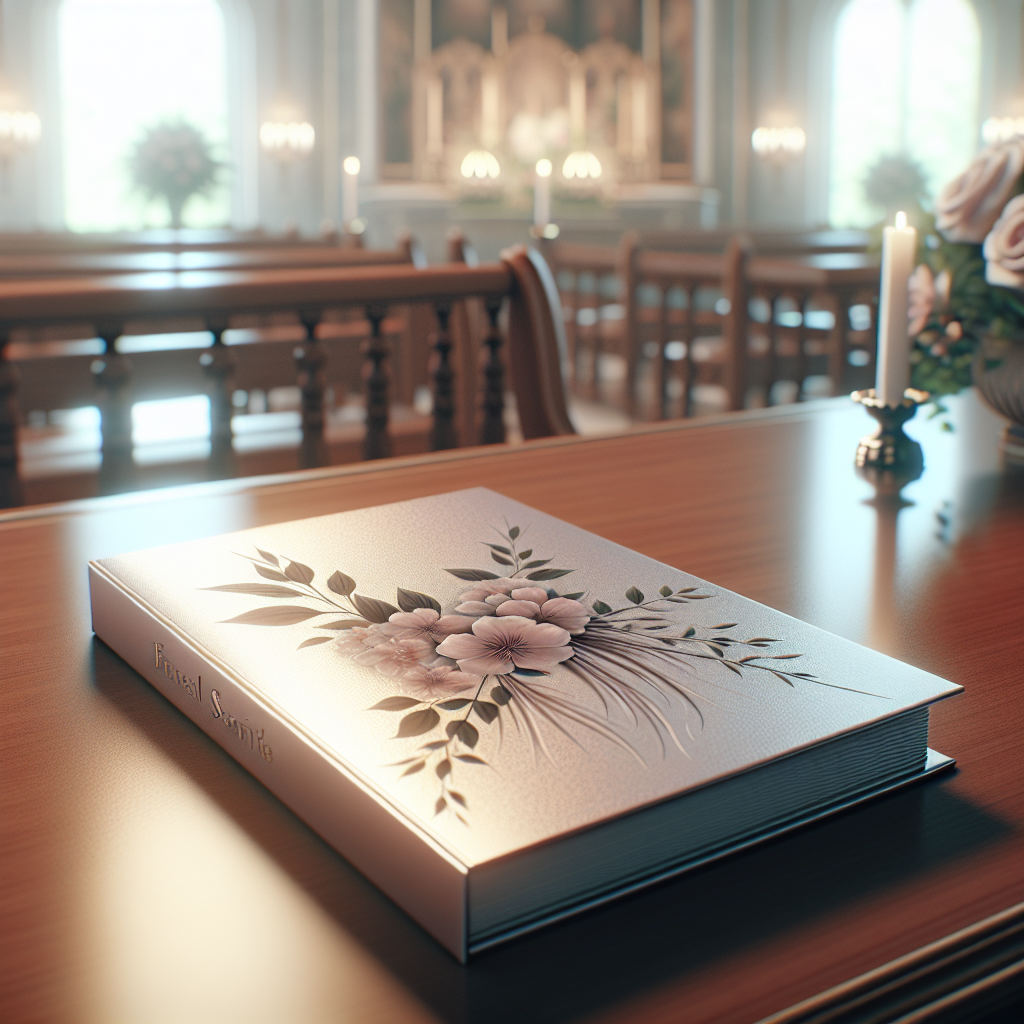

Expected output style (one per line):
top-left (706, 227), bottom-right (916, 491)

top-left (88, 562), bottom-right (468, 961)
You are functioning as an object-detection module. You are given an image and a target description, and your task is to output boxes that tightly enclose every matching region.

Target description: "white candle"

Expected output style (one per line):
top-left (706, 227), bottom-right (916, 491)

top-left (342, 156), bottom-right (360, 226)
top-left (876, 210), bottom-right (917, 406)
top-left (534, 158), bottom-right (552, 228)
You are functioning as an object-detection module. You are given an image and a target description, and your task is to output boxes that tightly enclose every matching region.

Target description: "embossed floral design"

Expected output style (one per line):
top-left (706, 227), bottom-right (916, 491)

top-left (208, 521), bottom-right (872, 825)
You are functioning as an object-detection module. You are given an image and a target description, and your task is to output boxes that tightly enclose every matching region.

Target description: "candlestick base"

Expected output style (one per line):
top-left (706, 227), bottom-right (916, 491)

top-left (852, 388), bottom-right (929, 496)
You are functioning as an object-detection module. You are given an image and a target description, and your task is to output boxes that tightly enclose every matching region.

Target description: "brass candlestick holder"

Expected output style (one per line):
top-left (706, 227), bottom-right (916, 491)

top-left (852, 388), bottom-right (930, 496)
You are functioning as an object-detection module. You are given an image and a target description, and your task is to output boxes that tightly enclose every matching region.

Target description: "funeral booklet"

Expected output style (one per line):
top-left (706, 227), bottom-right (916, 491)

top-left (88, 488), bottom-right (960, 961)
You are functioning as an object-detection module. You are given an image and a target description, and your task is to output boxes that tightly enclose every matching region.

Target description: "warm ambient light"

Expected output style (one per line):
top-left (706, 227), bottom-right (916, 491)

top-left (535, 157), bottom-right (552, 177)
top-left (751, 126), bottom-right (806, 157)
top-left (460, 150), bottom-right (500, 180)
top-left (981, 116), bottom-right (1024, 144)
top-left (895, 210), bottom-right (908, 230)
top-left (259, 121), bottom-right (315, 156)
top-left (342, 155), bottom-right (360, 175)
top-left (562, 150), bottom-right (601, 180)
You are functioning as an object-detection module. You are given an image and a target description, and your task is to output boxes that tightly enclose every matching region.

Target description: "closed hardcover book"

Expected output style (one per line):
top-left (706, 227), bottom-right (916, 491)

top-left (88, 488), bottom-right (960, 961)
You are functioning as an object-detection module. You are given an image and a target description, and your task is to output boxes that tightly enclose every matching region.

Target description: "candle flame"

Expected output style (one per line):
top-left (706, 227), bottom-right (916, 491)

top-left (895, 210), bottom-right (907, 230)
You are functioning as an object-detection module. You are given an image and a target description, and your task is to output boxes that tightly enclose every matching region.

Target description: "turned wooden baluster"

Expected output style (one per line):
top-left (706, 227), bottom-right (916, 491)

top-left (92, 323), bottom-right (134, 496)
top-left (765, 292), bottom-right (781, 404)
top-left (0, 331), bottom-right (22, 508)
top-left (655, 283), bottom-right (669, 420)
top-left (480, 296), bottom-right (506, 445)
top-left (295, 308), bottom-right (328, 469)
top-left (200, 315), bottom-right (237, 480)
top-left (681, 284), bottom-right (696, 418)
top-left (363, 305), bottom-right (392, 461)
top-left (794, 290), bottom-right (810, 399)
top-left (430, 302), bottom-right (456, 451)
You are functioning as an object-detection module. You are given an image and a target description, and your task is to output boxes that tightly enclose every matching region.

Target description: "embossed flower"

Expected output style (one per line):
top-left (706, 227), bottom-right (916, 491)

top-left (381, 607), bottom-right (473, 642)
top-left (352, 637), bottom-right (438, 676)
top-left (399, 664), bottom-right (482, 701)
top-left (436, 615), bottom-right (575, 675)
top-left (935, 140), bottom-right (1024, 243)
top-left (489, 588), bottom-right (591, 635)
top-left (335, 623), bottom-right (389, 656)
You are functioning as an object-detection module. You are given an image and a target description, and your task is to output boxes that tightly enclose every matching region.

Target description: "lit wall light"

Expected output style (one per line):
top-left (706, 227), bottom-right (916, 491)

top-left (562, 150), bottom-right (602, 180)
top-left (751, 126), bottom-right (806, 158)
top-left (981, 117), bottom-right (1024, 144)
top-left (259, 121), bottom-right (315, 157)
top-left (0, 109), bottom-right (41, 155)
top-left (460, 150), bottom-right (500, 180)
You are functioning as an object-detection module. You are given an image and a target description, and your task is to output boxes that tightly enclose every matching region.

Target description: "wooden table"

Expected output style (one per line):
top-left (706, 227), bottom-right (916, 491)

top-left (1, 393), bottom-right (1021, 1024)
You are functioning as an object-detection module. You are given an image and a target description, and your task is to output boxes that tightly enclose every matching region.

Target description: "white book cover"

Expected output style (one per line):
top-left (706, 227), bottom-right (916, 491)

top-left (88, 488), bottom-right (960, 959)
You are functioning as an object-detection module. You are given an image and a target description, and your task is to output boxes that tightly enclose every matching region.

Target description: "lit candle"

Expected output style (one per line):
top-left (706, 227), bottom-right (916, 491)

top-left (534, 158), bottom-right (552, 228)
top-left (342, 156), bottom-right (360, 225)
top-left (876, 210), bottom-right (917, 406)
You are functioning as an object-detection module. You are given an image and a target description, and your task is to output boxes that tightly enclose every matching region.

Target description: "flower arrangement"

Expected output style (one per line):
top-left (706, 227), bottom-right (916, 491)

top-left (908, 138), bottom-right (1024, 398)
top-left (128, 119), bottom-right (221, 229)
top-left (209, 521), bottom-right (878, 824)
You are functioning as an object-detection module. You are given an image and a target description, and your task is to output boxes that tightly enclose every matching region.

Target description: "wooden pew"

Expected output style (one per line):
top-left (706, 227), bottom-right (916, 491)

top-left (0, 228), bottom-right (357, 255)
top-left (0, 249), bottom-right (574, 507)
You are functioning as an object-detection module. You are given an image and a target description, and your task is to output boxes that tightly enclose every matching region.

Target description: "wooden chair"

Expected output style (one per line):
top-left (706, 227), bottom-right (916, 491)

top-left (0, 248), bottom-right (573, 508)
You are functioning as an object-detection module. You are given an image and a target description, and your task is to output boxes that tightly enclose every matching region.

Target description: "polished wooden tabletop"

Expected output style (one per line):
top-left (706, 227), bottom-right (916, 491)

top-left (1, 393), bottom-right (1021, 1024)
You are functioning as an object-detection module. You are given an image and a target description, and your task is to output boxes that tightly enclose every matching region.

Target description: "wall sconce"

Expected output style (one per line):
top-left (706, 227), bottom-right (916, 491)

top-left (981, 117), bottom-right (1024, 144)
top-left (460, 150), bottom-right (500, 180)
top-left (259, 120), bottom-right (315, 158)
top-left (0, 104), bottom-right (41, 162)
top-left (751, 125), bottom-right (806, 160)
top-left (562, 150), bottom-right (602, 180)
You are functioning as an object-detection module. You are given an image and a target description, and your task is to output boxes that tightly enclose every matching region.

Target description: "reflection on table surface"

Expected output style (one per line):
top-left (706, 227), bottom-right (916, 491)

top-left (1, 391), bottom-right (1021, 1024)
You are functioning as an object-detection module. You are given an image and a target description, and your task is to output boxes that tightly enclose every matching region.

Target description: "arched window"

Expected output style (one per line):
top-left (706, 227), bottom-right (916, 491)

top-left (59, 0), bottom-right (229, 231)
top-left (829, 0), bottom-right (980, 227)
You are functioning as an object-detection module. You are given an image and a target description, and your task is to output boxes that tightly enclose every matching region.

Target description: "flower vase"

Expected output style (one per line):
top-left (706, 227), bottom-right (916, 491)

top-left (973, 335), bottom-right (1024, 466)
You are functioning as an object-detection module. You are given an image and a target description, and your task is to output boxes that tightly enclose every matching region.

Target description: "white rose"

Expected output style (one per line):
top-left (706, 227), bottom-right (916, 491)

top-left (934, 140), bottom-right (1024, 244)
top-left (983, 193), bottom-right (1024, 291)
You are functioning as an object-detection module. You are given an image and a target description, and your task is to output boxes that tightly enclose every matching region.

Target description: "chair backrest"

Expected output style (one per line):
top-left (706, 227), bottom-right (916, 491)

top-left (0, 247), bottom-right (574, 507)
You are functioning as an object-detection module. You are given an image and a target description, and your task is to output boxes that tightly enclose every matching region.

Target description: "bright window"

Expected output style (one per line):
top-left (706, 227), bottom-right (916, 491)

top-left (829, 0), bottom-right (980, 227)
top-left (59, 0), bottom-right (229, 231)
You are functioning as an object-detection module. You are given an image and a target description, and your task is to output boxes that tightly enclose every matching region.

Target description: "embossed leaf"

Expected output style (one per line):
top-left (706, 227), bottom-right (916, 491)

top-left (454, 755), bottom-right (484, 765)
top-left (490, 552), bottom-right (514, 566)
top-left (203, 583), bottom-right (305, 598)
top-left (436, 759), bottom-right (451, 779)
top-left (659, 585), bottom-right (673, 597)
top-left (284, 560), bottom-right (315, 585)
top-left (327, 570), bottom-right (356, 596)
top-left (747, 637), bottom-right (780, 644)
top-left (371, 696), bottom-right (422, 711)
top-left (396, 708), bottom-right (440, 737)
top-left (592, 600), bottom-right (612, 614)
top-left (490, 685), bottom-right (510, 705)
top-left (401, 761), bottom-right (425, 777)
top-left (434, 797), bottom-right (447, 816)
top-left (683, 626), bottom-right (697, 637)
top-left (525, 568), bottom-right (574, 581)
top-left (421, 740), bottom-right (448, 750)
top-left (712, 622), bottom-right (739, 630)
top-left (446, 568), bottom-right (500, 581)
top-left (321, 619), bottom-right (370, 630)
top-left (297, 637), bottom-right (334, 649)
top-left (255, 548), bottom-right (280, 566)
top-left (518, 549), bottom-right (533, 560)
top-left (522, 558), bottom-right (551, 569)
top-left (508, 526), bottom-right (520, 540)
top-left (220, 606), bottom-right (326, 626)
top-left (352, 593), bottom-right (400, 624)
top-left (562, 591), bottom-right (584, 601)
top-left (484, 543), bottom-right (511, 555)
top-left (677, 587), bottom-right (698, 594)
top-left (513, 668), bottom-right (549, 677)
top-left (625, 586), bottom-right (644, 604)
top-left (255, 563), bottom-right (291, 583)
top-left (688, 594), bottom-right (711, 600)
top-left (447, 791), bottom-right (468, 807)
top-left (474, 701), bottom-right (499, 724)
top-left (436, 698), bottom-right (471, 711)
top-left (771, 653), bottom-right (803, 660)
top-left (396, 588), bottom-right (442, 614)
top-left (707, 645), bottom-right (724, 657)
top-left (446, 720), bottom-right (479, 748)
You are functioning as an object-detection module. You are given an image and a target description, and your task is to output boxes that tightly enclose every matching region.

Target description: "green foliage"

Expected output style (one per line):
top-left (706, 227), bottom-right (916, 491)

top-left (863, 154), bottom-right (929, 213)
